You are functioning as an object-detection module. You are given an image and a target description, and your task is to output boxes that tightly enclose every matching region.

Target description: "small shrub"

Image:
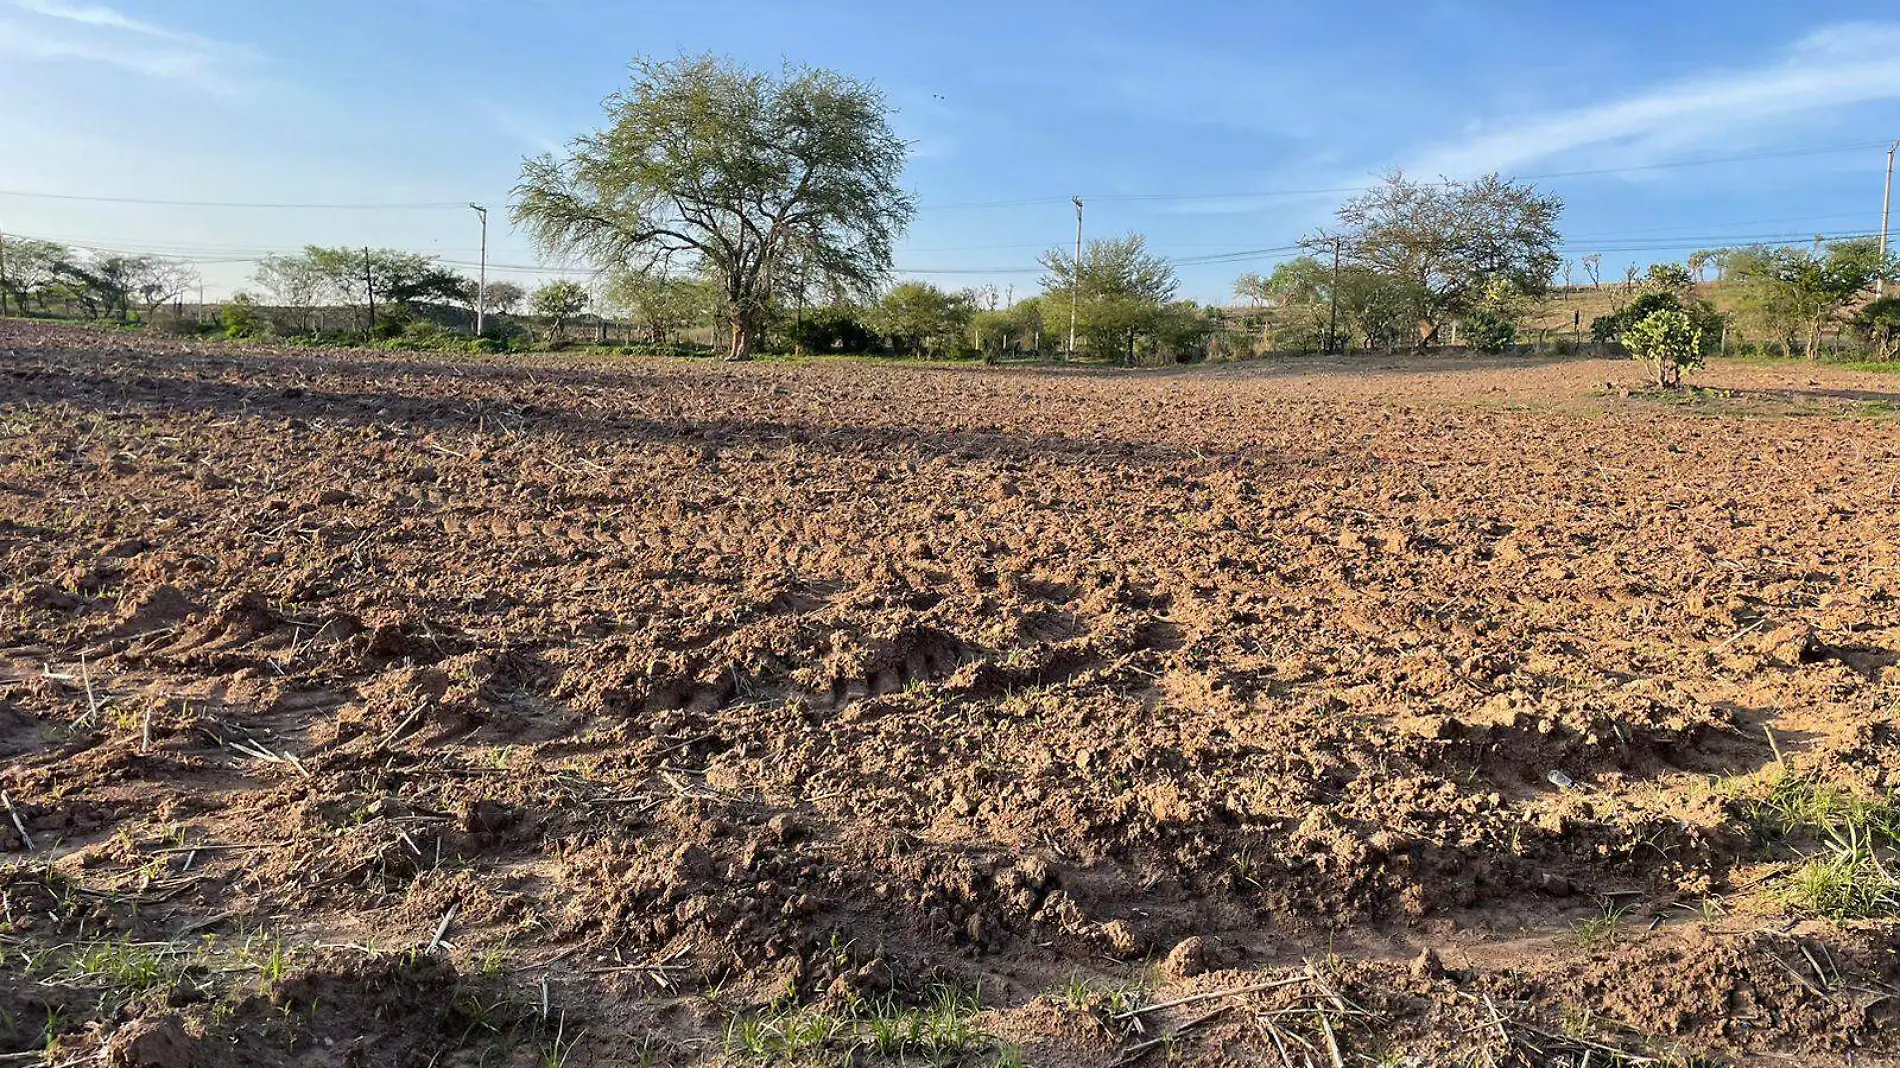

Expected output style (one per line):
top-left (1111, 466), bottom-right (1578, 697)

top-left (612, 340), bottom-right (715, 358)
top-left (1574, 904), bottom-right (1627, 947)
top-left (1593, 289), bottom-right (1725, 359)
top-left (220, 294), bottom-right (264, 339)
top-left (1462, 309), bottom-right (1516, 354)
top-left (1622, 308), bottom-right (1703, 389)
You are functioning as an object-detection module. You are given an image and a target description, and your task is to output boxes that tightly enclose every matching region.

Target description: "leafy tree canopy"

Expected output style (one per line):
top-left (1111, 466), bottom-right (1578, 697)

top-left (876, 281), bottom-right (974, 356)
top-left (1037, 234), bottom-right (1185, 360)
top-left (512, 53), bottom-right (915, 360)
top-left (532, 280), bottom-right (591, 338)
top-left (605, 270), bottom-right (718, 343)
top-left (1310, 171), bottom-right (1562, 349)
top-left (1727, 239), bottom-right (1896, 359)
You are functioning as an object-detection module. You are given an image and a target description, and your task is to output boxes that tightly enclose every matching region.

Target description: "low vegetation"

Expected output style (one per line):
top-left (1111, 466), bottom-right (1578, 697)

top-left (1736, 771), bottom-right (1900, 920)
top-left (723, 986), bottom-right (1006, 1065)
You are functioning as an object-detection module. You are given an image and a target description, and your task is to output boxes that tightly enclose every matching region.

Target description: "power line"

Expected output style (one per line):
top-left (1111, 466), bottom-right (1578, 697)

top-left (1563, 228), bottom-right (1887, 253)
top-left (918, 141), bottom-right (1891, 211)
top-left (3, 140), bottom-right (1882, 216)
top-left (1557, 212), bottom-right (1873, 243)
top-left (1511, 141), bottom-right (1892, 182)
top-left (0, 190), bottom-right (471, 210)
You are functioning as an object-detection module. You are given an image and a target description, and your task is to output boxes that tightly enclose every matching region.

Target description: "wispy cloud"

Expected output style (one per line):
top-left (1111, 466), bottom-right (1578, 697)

top-left (1405, 22), bottom-right (1900, 178)
top-left (472, 99), bottom-right (565, 155)
top-left (0, 0), bottom-right (257, 92)
top-left (13, 0), bottom-right (209, 44)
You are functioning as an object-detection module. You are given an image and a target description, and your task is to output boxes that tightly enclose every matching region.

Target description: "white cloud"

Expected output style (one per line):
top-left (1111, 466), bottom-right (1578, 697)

top-left (0, 1), bottom-right (257, 92)
top-left (12, 0), bottom-right (209, 45)
top-left (1405, 22), bottom-right (1900, 179)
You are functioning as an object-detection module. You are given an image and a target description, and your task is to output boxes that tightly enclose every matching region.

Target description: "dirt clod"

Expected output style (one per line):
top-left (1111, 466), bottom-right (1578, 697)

top-left (106, 1015), bottom-right (199, 1068)
top-left (1163, 936), bottom-right (1209, 978)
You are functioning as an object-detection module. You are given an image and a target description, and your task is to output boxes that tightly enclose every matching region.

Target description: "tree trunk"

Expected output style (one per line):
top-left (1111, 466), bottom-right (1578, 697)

top-left (727, 315), bottom-right (754, 361)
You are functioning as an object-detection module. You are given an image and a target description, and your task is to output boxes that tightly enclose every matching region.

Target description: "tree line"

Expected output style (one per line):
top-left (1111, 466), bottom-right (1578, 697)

top-left (1227, 170), bottom-right (1897, 379)
top-left (0, 240), bottom-right (199, 321)
top-left (8, 50), bottom-right (1894, 373)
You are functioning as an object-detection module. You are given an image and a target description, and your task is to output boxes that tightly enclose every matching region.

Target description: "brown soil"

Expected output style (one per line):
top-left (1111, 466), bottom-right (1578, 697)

top-left (4, 318), bottom-right (1900, 1066)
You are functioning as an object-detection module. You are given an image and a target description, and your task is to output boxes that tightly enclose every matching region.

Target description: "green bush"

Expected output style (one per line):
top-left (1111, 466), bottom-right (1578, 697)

top-left (1851, 297), bottom-right (1900, 361)
top-left (1623, 308), bottom-right (1703, 388)
top-left (1462, 309), bottom-right (1516, 354)
top-left (780, 307), bottom-right (880, 355)
top-left (221, 294), bottom-right (264, 339)
top-left (1593, 290), bottom-right (1724, 355)
top-left (154, 314), bottom-right (211, 338)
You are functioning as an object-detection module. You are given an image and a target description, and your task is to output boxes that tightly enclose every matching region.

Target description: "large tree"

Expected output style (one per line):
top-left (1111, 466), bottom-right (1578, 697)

top-left (1312, 171), bottom-right (1562, 349)
top-left (253, 247), bottom-right (463, 334)
top-left (1333, 267), bottom-right (1417, 351)
top-left (255, 251), bottom-right (328, 332)
top-left (482, 281), bottom-right (528, 317)
top-left (55, 254), bottom-right (145, 321)
top-left (512, 54), bottom-right (915, 361)
top-left (1261, 256), bottom-right (1331, 348)
top-left (126, 257), bottom-right (201, 318)
top-left (1038, 233), bottom-right (1180, 360)
top-left (1231, 272), bottom-right (1271, 308)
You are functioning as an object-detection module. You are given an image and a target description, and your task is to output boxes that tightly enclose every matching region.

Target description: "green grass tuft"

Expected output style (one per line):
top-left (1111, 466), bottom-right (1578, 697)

top-left (1735, 771), bottom-right (1900, 920)
top-left (1574, 904), bottom-right (1628, 948)
top-left (724, 983), bottom-right (997, 1064)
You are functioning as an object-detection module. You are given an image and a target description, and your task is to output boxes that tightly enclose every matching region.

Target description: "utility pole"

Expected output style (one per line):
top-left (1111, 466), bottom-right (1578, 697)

top-left (470, 204), bottom-right (489, 335)
top-left (1881, 140), bottom-right (1898, 298)
top-left (0, 225), bottom-right (8, 317)
top-left (363, 247), bottom-right (376, 334)
top-left (1326, 237), bottom-right (1341, 355)
top-left (1069, 197), bottom-right (1083, 360)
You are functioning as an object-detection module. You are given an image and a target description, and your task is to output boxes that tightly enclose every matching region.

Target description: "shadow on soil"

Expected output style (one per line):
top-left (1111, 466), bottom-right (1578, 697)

top-left (3, 351), bottom-right (1201, 470)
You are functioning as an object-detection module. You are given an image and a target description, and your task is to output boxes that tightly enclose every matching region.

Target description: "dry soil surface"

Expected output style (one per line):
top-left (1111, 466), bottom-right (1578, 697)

top-left (5, 320), bottom-right (1900, 1066)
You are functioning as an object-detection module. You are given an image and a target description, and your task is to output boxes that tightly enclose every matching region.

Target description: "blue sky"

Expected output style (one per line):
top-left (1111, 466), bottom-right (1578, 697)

top-left (2, 0), bottom-right (1898, 303)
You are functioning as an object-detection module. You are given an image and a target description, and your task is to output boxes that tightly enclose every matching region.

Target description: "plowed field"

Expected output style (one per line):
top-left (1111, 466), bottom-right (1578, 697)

top-left (5, 318), bottom-right (1900, 1066)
